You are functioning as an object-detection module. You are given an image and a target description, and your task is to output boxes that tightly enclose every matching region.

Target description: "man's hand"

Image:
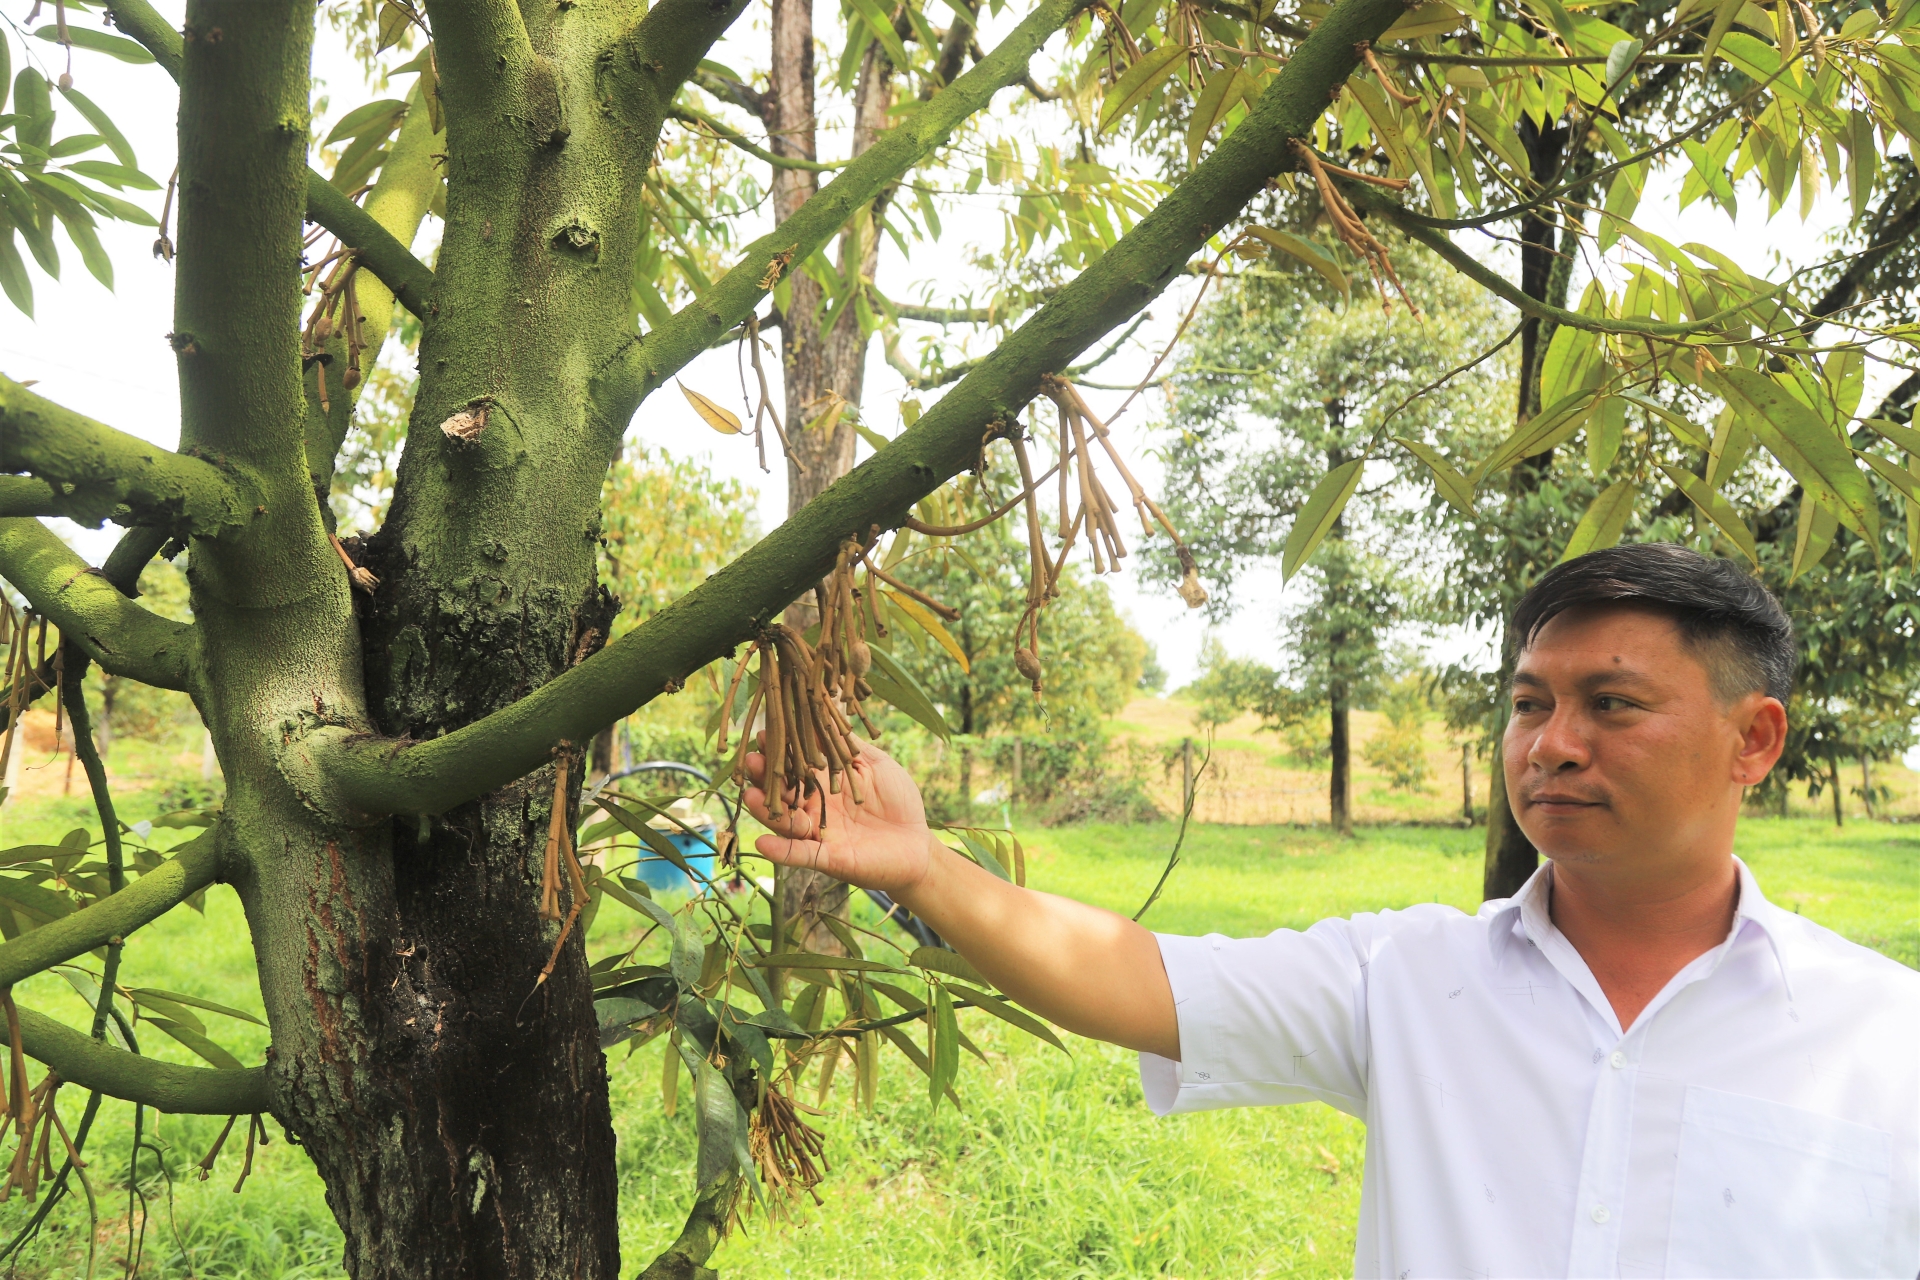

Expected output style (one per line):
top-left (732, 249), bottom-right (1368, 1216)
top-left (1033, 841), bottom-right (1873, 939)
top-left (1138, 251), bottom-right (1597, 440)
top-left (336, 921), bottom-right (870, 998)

top-left (739, 731), bottom-right (1181, 1060)
top-left (741, 738), bottom-right (933, 896)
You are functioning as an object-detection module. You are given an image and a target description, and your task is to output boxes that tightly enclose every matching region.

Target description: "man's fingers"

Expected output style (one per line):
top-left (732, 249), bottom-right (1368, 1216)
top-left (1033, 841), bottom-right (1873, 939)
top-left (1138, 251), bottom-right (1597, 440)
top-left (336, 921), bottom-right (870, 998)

top-left (754, 832), bottom-right (831, 873)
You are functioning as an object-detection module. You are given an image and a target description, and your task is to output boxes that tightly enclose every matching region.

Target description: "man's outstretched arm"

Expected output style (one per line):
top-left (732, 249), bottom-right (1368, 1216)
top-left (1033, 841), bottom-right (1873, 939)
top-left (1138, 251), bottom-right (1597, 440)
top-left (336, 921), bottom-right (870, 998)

top-left (743, 741), bottom-right (1180, 1060)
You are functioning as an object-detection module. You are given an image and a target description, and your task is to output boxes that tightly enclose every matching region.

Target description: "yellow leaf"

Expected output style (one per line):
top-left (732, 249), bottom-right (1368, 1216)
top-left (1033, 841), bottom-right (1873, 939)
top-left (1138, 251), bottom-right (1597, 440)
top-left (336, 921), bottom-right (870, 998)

top-left (677, 381), bottom-right (741, 435)
top-left (882, 590), bottom-right (970, 674)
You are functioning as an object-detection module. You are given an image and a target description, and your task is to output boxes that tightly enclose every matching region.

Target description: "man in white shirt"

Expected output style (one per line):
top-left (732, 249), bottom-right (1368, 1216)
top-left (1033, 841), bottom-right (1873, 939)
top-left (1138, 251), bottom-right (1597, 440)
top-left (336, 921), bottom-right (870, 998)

top-left (743, 543), bottom-right (1920, 1278)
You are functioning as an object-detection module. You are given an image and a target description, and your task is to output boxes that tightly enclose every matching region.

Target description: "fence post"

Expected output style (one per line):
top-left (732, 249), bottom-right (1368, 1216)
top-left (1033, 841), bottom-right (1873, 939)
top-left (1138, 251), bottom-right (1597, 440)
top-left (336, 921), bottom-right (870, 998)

top-left (1182, 737), bottom-right (1194, 812)
top-left (1460, 741), bottom-right (1472, 822)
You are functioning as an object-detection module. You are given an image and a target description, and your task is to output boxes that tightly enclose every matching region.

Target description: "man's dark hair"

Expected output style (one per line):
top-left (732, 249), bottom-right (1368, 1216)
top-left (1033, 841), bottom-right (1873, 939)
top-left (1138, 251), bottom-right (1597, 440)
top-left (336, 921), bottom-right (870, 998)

top-left (1510, 544), bottom-right (1796, 703)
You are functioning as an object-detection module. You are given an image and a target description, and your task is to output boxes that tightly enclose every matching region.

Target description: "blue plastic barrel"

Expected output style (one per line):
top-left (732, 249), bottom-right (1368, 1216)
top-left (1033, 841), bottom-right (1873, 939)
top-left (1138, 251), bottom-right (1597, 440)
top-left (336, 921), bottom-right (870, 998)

top-left (633, 825), bottom-right (717, 894)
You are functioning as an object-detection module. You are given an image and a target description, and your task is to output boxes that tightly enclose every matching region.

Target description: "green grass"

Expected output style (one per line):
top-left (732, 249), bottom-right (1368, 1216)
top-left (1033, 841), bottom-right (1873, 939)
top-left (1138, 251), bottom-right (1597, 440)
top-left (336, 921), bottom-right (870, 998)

top-left (0, 797), bottom-right (1910, 1277)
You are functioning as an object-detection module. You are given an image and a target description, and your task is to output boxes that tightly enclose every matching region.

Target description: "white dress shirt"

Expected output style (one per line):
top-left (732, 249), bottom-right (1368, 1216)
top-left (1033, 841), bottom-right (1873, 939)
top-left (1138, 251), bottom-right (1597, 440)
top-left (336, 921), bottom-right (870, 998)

top-left (1141, 858), bottom-right (1919, 1278)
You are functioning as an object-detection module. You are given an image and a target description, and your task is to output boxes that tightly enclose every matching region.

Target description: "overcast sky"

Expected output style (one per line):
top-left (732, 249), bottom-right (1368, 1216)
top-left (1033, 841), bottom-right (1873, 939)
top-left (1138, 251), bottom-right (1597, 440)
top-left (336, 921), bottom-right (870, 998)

top-left (0, 5), bottom-right (1888, 695)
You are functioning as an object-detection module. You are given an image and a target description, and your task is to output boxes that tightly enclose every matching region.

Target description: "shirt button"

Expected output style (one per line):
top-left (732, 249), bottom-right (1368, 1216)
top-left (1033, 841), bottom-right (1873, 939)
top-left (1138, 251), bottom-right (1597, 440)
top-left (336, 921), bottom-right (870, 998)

top-left (1591, 1204), bottom-right (1610, 1224)
top-left (1610, 1051), bottom-right (1626, 1069)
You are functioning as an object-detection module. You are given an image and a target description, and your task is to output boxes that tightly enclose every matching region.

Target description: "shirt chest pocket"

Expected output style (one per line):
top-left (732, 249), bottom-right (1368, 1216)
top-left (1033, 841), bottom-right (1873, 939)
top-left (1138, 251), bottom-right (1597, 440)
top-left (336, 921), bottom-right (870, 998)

top-left (1666, 1085), bottom-right (1893, 1279)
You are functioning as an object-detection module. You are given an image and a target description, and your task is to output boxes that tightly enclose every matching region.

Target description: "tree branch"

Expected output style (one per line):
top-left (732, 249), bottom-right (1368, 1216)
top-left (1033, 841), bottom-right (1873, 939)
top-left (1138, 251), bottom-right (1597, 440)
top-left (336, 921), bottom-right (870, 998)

top-left (0, 376), bottom-right (250, 535)
top-left (104, 0), bottom-right (438, 321)
top-left (0, 1003), bottom-right (269, 1115)
top-left (592, 0), bottom-right (1093, 425)
top-left (1364, 191), bottom-right (1774, 339)
top-left (419, 0), bottom-right (532, 127)
top-left (320, 0), bottom-right (1418, 816)
top-left (305, 178), bottom-right (439, 321)
top-left (0, 520), bottom-right (196, 691)
top-left (0, 477), bottom-right (58, 519)
top-left (0, 835), bottom-right (219, 989)
top-left (669, 104), bottom-right (849, 173)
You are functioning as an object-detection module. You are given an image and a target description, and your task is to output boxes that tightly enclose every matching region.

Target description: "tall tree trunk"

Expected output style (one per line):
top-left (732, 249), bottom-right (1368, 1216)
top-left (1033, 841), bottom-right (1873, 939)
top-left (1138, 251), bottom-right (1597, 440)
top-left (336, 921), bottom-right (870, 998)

top-left (1461, 740), bottom-right (1473, 822)
top-left (1481, 121), bottom-right (1587, 900)
top-left (1830, 753), bottom-right (1845, 826)
top-left (1860, 755), bottom-right (1875, 819)
top-left (1329, 683), bottom-right (1352, 835)
top-left (771, 4), bottom-right (896, 951)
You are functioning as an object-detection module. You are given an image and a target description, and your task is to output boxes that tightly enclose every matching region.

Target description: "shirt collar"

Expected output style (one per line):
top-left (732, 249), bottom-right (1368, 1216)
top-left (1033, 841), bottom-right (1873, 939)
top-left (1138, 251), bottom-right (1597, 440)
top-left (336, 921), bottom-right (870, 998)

top-left (1483, 855), bottom-right (1798, 999)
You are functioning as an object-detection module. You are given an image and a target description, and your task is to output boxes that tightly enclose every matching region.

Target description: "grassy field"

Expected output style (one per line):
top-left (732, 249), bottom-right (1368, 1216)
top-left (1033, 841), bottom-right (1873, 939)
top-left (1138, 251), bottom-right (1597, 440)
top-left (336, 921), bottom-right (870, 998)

top-left (0, 782), bottom-right (1911, 1277)
top-left (1103, 695), bottom-right (1920, 828)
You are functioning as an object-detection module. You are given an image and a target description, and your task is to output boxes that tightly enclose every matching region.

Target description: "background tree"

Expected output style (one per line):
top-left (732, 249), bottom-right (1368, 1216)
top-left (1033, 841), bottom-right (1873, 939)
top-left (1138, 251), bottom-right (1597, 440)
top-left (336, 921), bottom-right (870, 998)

top-left (1151, 244), bottom-right (1511, 830)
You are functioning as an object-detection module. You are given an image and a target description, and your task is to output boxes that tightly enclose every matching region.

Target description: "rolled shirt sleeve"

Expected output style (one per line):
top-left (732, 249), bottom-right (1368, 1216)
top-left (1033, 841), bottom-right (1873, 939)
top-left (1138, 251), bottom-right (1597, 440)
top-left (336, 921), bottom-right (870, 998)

top-left (1141, 917), bottom-right (1375, 1119)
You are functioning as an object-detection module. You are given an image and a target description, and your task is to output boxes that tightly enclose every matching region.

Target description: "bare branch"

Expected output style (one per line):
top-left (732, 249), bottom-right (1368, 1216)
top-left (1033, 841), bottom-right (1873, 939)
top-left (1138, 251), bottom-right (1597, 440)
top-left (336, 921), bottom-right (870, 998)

top-left (0, 377), bottom-right (249, 535)
top-left (0, 1003), bottom-right (269, 1115)
top-left (669, 104), bottom-right (849, 173)
top-left (321, 0), bottom-right (1419, 816)
top-left (0, 836), bottom-right (219, 989)
top-left (0, 520), bottom-right (196, 691)
top-left (306, 179), bottom-right (438, 322)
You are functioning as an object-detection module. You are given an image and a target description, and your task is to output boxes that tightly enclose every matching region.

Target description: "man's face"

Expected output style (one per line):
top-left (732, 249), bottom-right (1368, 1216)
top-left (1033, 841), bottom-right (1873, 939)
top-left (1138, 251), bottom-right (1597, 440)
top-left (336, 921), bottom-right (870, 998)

top-left (1504, 603), bottom-right (1784, 870)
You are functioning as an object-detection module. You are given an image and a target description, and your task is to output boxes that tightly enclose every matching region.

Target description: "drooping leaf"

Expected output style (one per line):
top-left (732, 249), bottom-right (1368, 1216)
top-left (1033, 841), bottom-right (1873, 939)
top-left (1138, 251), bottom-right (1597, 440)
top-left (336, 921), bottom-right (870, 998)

top-left (1710, 368), bottom-right (1878, 544)
top-left (1186, 68), bottom-right (1257, 166)
top-left (1857, 449), bottom-right (1920, 503)
top-left (127, 987), bottom-right (265, 1026)
top-left (677, 381), bottom-right (742, 435)
top-left (60, 160), bottom-right (158, 190)
top-left (323, 98), bottom-right (410, 146)
top-left (55, 86), bottom-right (134, 167)
top-left (1098, 42), bottom-right (1185, 136)
top-left (1558, 481), bottom-right (1637, 562)
top-left (142, 1018), bottom-right (244, 1070)
top-left (911, 946), bottom-right (989, 987)
top-left (1281, 459), bottom-right (1363, 581)
top-left (1619, 390), bottom-right (1707, 450)
top-left (948, 983), bottom-right (1068, 1052)
top-left (1701, 0), bottom-right (1745, 64)
top-left (865, 640), bottom-right (952, 739)
top-left (0, 227), bottom-right (32, 316)
top-left (634, 897), bottom-right (703, 990)
top-left (693, 1058), bottom-right (737, 1185)
top-left (1245, 226), bottom-right (1348, 300)
top-left (1587, 396), bottom-right (1626, 475)
top-left (1865, 417), bottom-right (1920, 455)
top-left (1790, 493), bottom-right (1839, 581)
top-left (33, 26), bottom-right (154, 64)
top-left (928, 983), bottom-right (960, 1110)
top-left (881, 589), bottom-right (969, 673)
top-left (750, 952), bottom-right (902, 973)
top-left (1476, 389), bottom-right (1600, 478)
top-left (1659, 465), bottom-right (1759, 566)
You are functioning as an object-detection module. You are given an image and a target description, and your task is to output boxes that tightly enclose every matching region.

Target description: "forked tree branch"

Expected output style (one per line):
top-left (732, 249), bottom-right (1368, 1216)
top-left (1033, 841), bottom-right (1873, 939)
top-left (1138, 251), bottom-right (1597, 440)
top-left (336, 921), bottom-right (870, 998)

top-left (591, 0), bottom-right (1094, 424)
top-left (105, 0), bottom-right (438, 320)
top-left (0, 520), bottom-right (196, 691)
top-left (0, 1003), bottom-right (270, 1114)
top-left (0, 376), bottom-right (251, 534)
top-left (0, 835), bottom-right (220, 989)
top-left (321, 0), bottom-right (1417, 816)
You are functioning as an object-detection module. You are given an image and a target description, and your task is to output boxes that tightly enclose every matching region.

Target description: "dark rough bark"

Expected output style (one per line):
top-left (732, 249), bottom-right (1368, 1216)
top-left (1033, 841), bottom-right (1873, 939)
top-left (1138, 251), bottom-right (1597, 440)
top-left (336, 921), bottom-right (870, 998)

top-left (1328, 690), bottom-right (1352, 836)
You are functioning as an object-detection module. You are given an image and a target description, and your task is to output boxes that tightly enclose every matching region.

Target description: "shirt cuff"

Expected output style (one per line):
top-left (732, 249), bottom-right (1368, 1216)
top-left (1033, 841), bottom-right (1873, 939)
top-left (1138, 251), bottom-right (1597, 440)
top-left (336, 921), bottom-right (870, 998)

top-left (1136, 932), bottom-right (1225, 1116)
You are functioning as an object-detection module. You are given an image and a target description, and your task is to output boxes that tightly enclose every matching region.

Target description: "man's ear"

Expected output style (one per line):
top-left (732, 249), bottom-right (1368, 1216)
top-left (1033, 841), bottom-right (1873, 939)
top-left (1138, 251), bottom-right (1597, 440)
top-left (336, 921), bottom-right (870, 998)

top-left (1733, 694), bottom-right (1788, 787)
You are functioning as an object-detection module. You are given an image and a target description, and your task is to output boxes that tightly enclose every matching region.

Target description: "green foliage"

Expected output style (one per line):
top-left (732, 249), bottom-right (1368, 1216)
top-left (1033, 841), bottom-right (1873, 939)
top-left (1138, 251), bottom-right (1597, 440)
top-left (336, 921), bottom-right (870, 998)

top-left (598, 445), bottom-right (757, 639)
top-left (1360, 678), bottom-right (1434, 793)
